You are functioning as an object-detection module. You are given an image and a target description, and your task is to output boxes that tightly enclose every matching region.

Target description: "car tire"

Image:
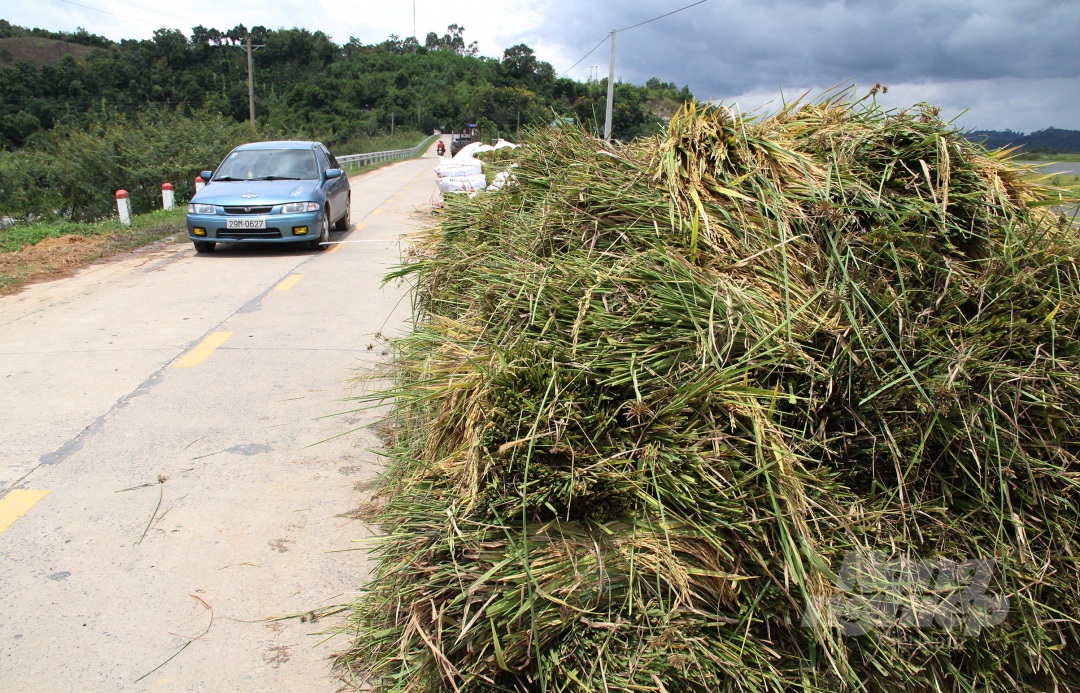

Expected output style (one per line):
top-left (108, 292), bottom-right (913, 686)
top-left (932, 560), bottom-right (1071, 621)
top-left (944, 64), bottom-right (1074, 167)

top-left (194, 241), bottom-right (216, 253)
top-left (335, 196), bottom-right (351, 230)
top-left (309, 212), bottom-right (329, 250)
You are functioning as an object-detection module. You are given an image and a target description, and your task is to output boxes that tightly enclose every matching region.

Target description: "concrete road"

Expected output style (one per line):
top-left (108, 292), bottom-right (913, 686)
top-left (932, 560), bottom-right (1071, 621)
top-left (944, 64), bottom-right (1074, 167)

top-left (0, 140), bottom-right (444, 691)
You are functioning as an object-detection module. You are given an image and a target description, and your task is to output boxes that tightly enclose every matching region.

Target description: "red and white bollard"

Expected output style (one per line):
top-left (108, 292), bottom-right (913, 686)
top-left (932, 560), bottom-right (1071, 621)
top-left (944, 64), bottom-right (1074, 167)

top-left (195, 176), bottom-right (205, 193)
top-left (161, 182), bottom-right (174, 210)
top-left (115, 190), bottom-right (132, 226)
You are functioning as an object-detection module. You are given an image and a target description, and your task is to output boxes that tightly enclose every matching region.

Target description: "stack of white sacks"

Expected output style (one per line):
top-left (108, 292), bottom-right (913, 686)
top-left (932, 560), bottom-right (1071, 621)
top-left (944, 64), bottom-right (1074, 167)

top-left (435, 139), bottom-right (519, 194)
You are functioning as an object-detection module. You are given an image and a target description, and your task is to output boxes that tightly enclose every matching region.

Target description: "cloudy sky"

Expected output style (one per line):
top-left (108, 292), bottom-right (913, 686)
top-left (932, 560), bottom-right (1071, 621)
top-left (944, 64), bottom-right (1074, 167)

top-left (5, 0), bottom-right (1078, 132)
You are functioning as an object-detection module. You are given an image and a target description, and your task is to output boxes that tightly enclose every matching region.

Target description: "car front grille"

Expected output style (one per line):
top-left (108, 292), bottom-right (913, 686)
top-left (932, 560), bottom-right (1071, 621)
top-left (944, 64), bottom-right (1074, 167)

top-left (222, 205), bottom-right (275, 215)
top-left (217, 228), bottom-right (283, 240)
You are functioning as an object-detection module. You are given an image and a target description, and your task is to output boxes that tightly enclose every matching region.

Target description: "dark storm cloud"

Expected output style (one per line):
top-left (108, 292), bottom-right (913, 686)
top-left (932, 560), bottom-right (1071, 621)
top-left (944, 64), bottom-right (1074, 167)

top-left (522, 0), bottom-right (1080, 100)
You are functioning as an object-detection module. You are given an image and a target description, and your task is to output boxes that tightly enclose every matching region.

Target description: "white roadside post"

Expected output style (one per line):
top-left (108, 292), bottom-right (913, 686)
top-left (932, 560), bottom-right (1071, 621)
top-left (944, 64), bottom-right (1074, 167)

top-left (115, 190), bottom-right (132, 226)
top-left (195, 176), bottom-right (205, 193)
top-left (161, 183), bottom-right (174, 210)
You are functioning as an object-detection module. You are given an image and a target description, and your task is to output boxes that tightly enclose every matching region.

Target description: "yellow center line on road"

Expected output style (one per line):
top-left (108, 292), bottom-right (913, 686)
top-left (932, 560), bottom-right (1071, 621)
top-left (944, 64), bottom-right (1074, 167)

top-left (274, 274), bottom-right (305, 291)
top-left (173, 332), bottom-right (234, 368)
top-left (325, 242), bottom-right (343, 254)
top-left (372, 209), bottom-right (383, 215)
top-left (0, 489), bottom-right (50, 534)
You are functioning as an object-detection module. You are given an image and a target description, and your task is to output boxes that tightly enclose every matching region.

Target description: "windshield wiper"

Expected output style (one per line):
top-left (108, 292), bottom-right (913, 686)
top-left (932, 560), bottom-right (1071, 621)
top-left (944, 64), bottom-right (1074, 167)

top-left (213, 176), bottom-right (241, 181)
top-left (251, 176), bottom-right (301, 181)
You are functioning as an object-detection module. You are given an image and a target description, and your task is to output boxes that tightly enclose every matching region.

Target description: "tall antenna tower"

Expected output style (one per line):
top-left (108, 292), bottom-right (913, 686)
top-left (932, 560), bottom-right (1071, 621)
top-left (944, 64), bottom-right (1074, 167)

top-left (413, 1), bottom-right (417, 39)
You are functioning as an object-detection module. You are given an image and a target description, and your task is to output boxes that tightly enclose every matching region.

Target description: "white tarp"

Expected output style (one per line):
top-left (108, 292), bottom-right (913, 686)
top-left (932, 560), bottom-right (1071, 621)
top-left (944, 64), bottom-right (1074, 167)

top-left (453, 142), bottom-right (484, 160)
top-left (437, 174), bottom-right (488, 193)
top-left (494, 139), bottom-right (519, 150)
top-left (473, 144), bottom-right (495, 154)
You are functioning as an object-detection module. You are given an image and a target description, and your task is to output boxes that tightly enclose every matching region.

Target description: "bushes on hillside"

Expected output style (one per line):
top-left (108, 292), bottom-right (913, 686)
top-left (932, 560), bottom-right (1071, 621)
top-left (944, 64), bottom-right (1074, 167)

top-left (0, 107), bottom-right (285, 222)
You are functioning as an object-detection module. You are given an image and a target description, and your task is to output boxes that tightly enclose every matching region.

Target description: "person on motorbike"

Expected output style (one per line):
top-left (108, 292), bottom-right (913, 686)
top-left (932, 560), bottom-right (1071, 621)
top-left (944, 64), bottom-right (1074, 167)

top-left (437, 140), bottom-right (446, 156)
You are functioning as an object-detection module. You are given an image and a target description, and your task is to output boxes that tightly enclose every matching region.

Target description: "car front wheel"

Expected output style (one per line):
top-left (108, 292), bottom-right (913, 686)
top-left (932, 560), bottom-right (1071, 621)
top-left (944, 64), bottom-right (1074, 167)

top-left (309, 212), bottom-right (329, 250)
top-left (194, 240), bottom-right (216, 253)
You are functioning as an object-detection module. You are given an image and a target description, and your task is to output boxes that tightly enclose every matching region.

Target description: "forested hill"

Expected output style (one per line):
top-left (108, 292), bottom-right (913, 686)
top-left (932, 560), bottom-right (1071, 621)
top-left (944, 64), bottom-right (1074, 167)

top-left (966, 127), bottom-right (1080, 153)
top-left (0, 19), bottom-right (693, 149)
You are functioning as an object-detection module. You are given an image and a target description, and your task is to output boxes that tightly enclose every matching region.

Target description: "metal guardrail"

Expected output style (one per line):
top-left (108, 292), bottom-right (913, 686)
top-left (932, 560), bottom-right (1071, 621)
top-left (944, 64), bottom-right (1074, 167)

top-left (337, 134), bottom-right (440, 171)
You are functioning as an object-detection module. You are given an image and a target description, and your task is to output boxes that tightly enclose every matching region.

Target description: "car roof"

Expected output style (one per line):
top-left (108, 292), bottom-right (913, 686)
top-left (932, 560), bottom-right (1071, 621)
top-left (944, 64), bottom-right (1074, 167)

top-left (233, 140), bottom-right (323, 151)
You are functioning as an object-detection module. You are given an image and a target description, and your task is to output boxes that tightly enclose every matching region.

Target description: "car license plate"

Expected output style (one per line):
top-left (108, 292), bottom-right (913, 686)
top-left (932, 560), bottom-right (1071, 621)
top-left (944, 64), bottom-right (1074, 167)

top-left (226, 217), bottom-right (266, 229)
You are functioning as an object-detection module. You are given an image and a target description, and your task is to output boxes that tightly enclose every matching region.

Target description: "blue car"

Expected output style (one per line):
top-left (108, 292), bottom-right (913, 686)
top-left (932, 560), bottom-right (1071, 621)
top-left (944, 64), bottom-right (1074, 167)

top-left (186, 140), bottom-right (351, 253)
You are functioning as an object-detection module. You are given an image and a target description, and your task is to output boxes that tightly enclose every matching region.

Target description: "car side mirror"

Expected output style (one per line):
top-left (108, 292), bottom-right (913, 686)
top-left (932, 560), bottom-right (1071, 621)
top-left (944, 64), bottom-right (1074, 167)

top-left (324, 168), bottom-right (342, 179)
top-left (200, 170), bottom-right (214, 182)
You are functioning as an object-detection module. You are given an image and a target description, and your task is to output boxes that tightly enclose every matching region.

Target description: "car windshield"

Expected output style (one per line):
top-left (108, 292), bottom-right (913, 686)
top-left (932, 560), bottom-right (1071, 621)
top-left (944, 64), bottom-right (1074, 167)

top-left (214, 149), bottom-right (319, 181)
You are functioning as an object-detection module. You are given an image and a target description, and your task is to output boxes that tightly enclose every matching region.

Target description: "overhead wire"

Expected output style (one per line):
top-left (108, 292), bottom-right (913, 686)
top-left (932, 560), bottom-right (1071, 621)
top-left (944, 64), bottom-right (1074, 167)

top-left (558, 35), bottom-right (609, 78)
top-left (55, 0), bottom-right (203, 29)
top-left (558, 0), bottom-right (711, 77)
top-left (617, 0), bottom-right (710, 32)
top-left (54, 0), bottom-right (158, 26)
top-left (110, 0), bottom-right (198, 25)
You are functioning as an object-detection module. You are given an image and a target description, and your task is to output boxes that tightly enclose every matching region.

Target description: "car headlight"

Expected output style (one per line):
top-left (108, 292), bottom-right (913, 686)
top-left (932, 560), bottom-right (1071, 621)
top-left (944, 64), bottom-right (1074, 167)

top-left (282, 202), bottom-right (320, 213)
top-left (187, 203), bottom-right (216, 214)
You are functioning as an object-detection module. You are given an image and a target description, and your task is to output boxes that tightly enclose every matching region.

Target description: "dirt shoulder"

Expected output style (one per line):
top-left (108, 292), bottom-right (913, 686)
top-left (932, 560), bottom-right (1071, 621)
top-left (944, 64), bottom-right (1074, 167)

top-left (0, 209), bottom-right (187, 296)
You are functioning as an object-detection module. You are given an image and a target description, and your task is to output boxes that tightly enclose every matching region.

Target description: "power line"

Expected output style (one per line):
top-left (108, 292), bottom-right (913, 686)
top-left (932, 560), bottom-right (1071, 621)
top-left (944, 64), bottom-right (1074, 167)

top-left (558, 0), bottom-right (711, 77)
top-left (618, 0), bottom-right (710, 32)
top-left (111, 0), bottom-right (197, 25)
top-left (54, 0), bottom-right (157, 26)
top-left (559, 35), bottom-right (609, 78)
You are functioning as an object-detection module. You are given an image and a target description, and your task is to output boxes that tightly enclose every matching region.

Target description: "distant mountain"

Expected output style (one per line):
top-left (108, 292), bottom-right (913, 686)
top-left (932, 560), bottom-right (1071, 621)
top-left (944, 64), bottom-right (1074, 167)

top-left (966, 127), bottom-right (1080, 153)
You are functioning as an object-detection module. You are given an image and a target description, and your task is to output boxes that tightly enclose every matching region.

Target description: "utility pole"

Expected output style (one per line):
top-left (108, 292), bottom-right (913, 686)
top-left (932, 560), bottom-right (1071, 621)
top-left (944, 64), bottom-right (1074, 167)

top-left (241, 33), bottom-right (265, 127)
top-left (603, 29), bottom-right (616, 141)
top-left (413, 0), bottom-right (417, 43)
top-left (390, 112), bottom-right (395, 136)
top-left (246, 34), bottom-right (256, 126)
top-left (516, 111), bottom-right (520, 140)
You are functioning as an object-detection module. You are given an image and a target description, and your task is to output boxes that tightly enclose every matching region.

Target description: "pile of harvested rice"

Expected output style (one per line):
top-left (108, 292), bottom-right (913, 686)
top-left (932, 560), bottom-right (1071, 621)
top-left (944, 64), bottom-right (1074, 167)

top-left (337, 94), bottom-right (1080, 692)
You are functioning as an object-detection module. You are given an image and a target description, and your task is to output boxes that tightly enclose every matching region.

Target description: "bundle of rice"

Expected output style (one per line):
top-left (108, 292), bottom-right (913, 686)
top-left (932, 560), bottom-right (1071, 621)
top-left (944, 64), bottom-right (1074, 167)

top-left (337, 94), bottom-right (1080, 692)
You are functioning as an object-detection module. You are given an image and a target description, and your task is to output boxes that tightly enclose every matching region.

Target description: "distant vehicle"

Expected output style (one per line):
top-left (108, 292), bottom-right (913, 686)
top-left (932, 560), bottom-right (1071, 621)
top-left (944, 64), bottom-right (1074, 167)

top-left (185, 141), bottom-right (351, 253)
top-left (450, 124), bottom-right (485, 157)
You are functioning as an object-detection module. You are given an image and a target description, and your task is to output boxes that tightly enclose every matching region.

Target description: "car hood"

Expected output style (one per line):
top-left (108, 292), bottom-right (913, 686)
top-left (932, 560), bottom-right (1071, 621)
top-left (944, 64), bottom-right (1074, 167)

top-left (192, 180), bottom-right (321, 206)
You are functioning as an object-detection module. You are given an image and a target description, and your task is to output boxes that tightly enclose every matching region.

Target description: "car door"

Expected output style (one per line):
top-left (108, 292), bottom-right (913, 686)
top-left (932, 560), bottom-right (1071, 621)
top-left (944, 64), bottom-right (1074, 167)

top-left (315, 148), bottom-right (335, 219)
top-left (320, 146), bottom-right (347, 218)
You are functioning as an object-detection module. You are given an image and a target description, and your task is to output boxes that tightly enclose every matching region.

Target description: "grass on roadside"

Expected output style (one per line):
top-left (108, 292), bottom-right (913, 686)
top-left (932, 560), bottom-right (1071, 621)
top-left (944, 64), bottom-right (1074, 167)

top-left (1019, 170), bottom-right (1080, 218)
top-left (0, 207), bottom-right (187, 293)
top-left (341, 136), bottom-right (438, 178)
top-left (1013, 151), bottom-right (1080, 162)
top-left (329, 130), bottom-right (429, 158)
top-left (1046, 173), bottom-right (1080, 187)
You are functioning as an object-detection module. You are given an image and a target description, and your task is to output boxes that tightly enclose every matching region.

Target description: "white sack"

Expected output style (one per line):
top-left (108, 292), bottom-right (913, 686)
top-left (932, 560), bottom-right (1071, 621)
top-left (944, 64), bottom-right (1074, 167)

top-left (486, 171), bottom-right (516, 192)
top-left (435, 157), bottom-right (484, 178)
top-left (437, 174), bottom-right (488, 193)
top-left (494, 140), bottom-right (519, 150)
